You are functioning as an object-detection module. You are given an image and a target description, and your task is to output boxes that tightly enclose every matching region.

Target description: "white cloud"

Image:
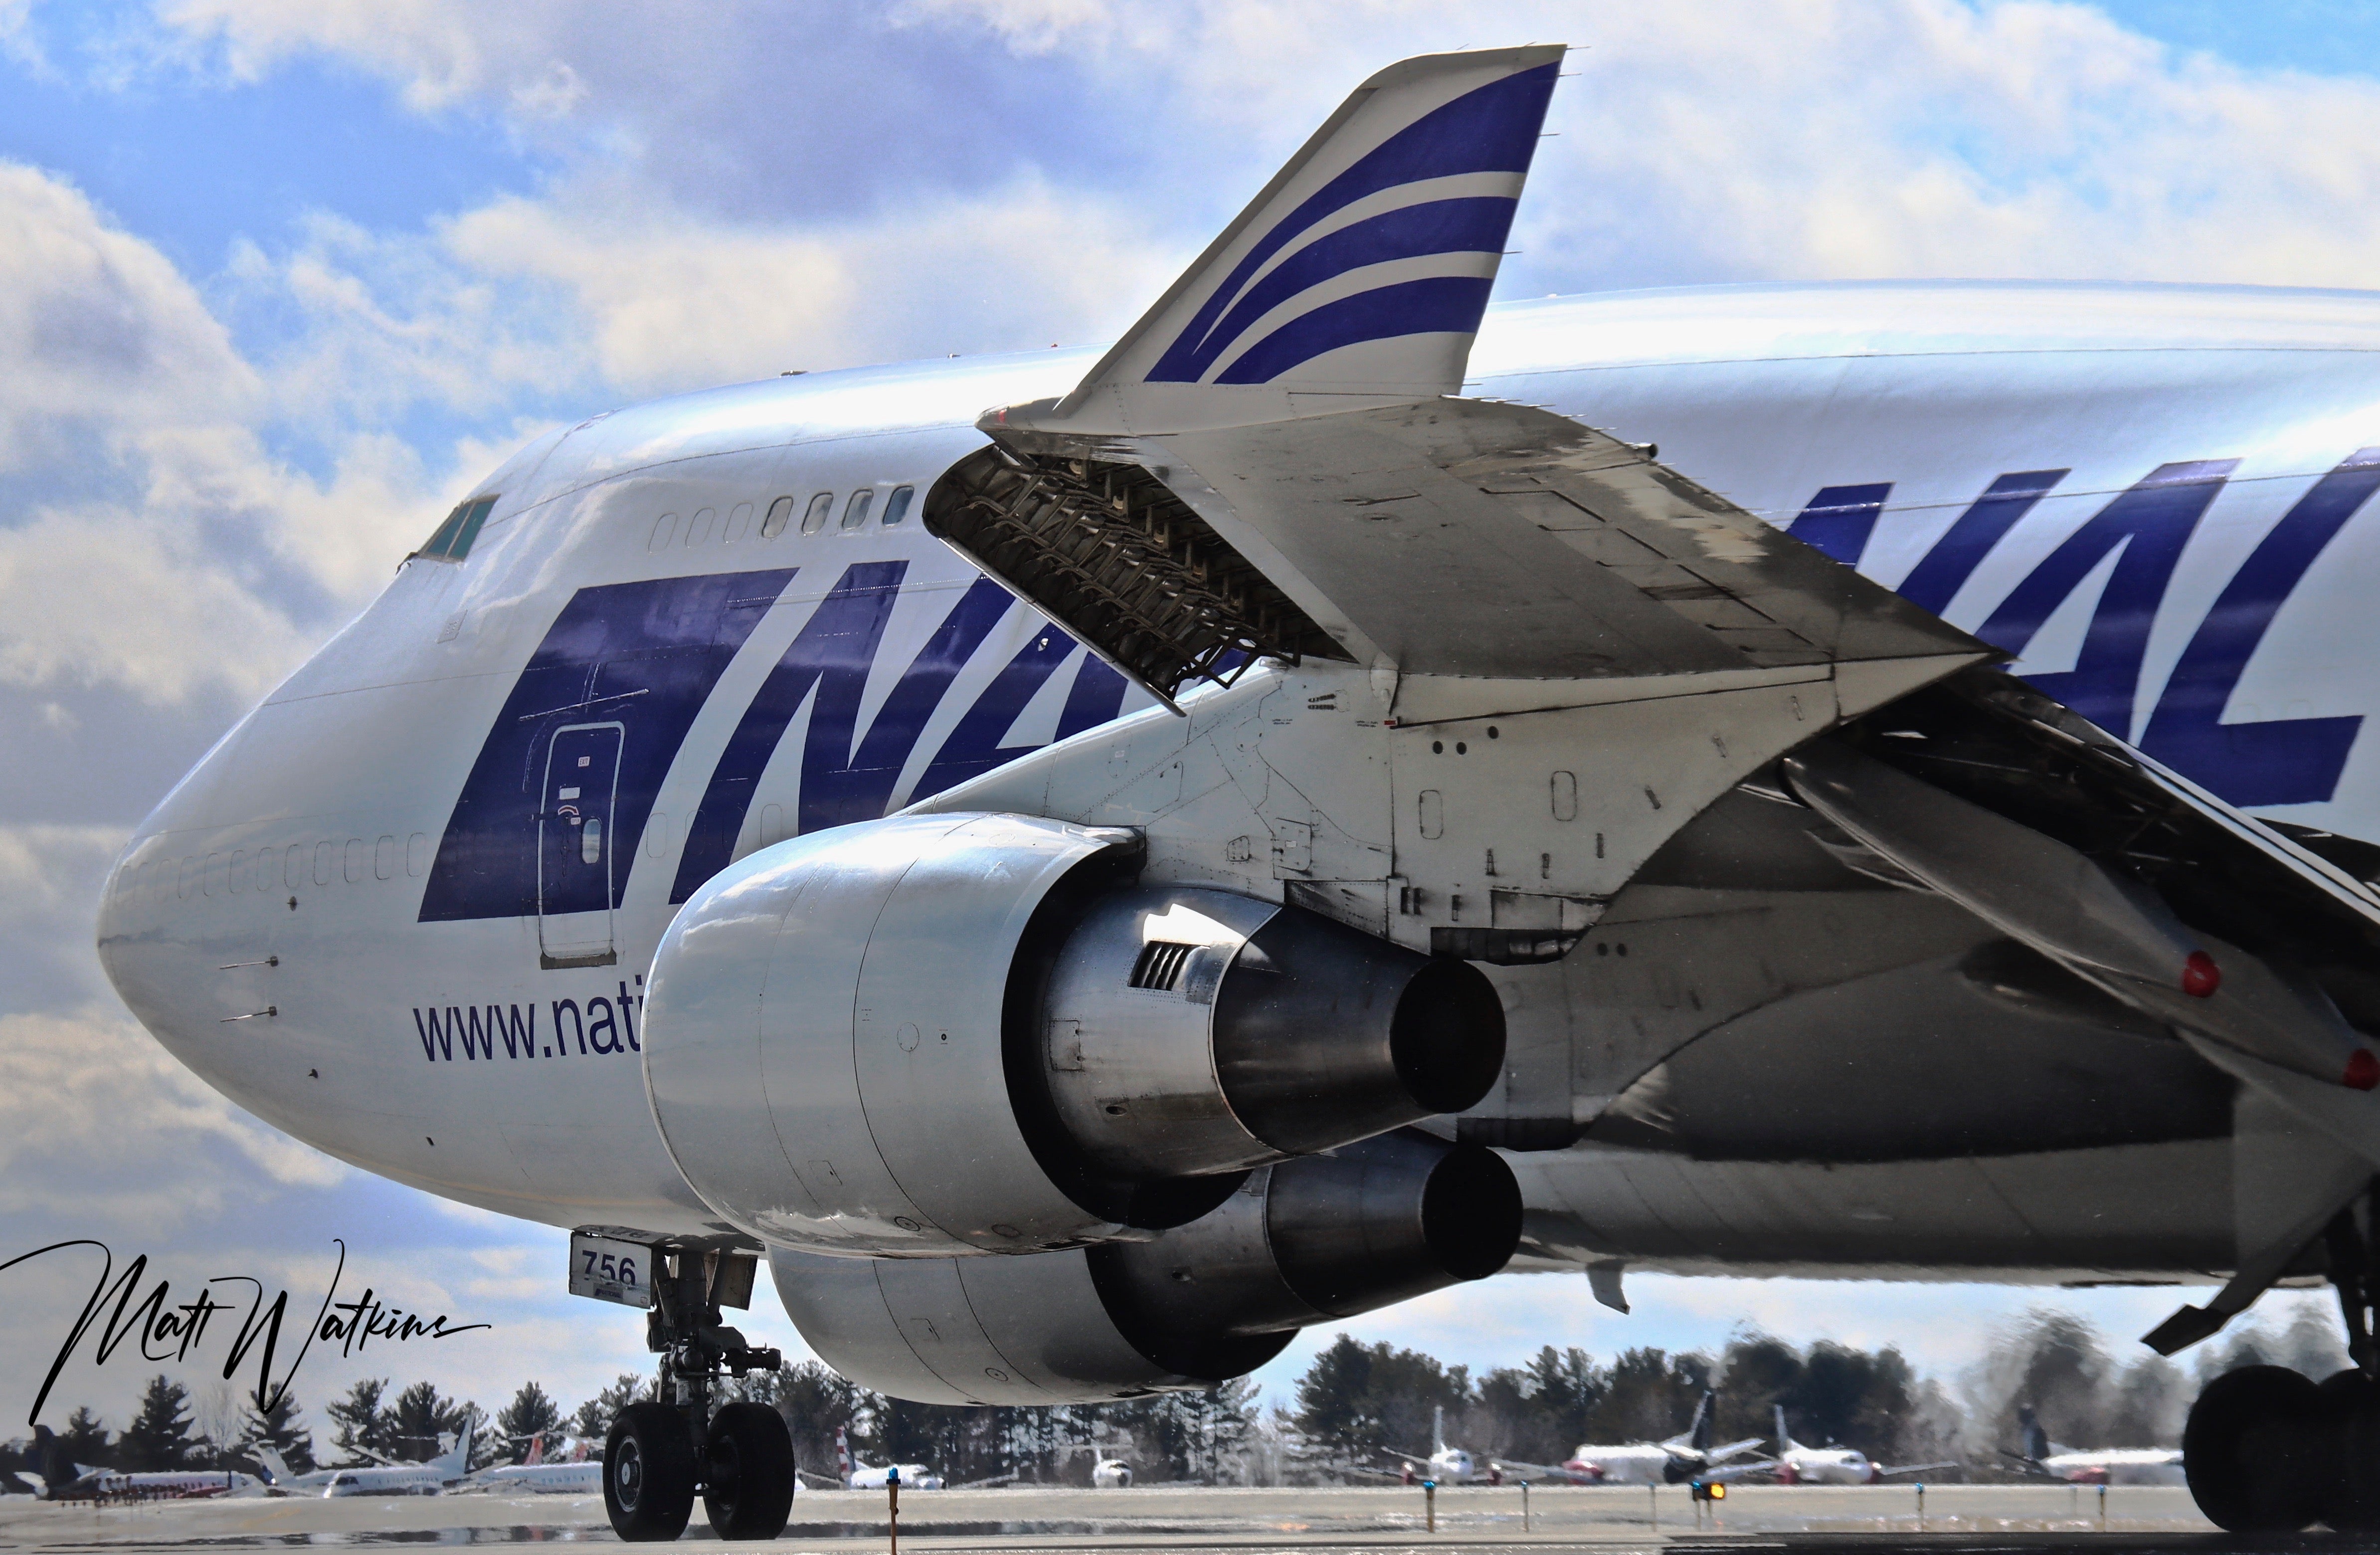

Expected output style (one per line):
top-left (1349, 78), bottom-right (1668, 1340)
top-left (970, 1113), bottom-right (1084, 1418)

top-left (440, 175), bottom-right (1174, 390)
top-left (0, 1005), bottom-right (346, 1228)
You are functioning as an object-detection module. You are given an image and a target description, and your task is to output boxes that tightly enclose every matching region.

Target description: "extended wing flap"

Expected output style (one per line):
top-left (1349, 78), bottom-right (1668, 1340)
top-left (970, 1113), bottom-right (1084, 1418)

top-left (939, 397), bottom-right (1992, 708)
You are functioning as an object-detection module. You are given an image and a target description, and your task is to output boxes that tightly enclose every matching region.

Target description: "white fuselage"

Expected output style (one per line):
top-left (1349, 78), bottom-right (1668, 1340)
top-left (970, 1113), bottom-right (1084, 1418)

top-left (476, 1461), bottom-right (605, 1495)
top-left (78, 1469), bottom-right (256, 1498)
top-left (322, 1466), bottom-right (445, 1497)
top-left (1777, 1448), bottom-right (1879, 1486)
top-left (846, 1464), bottom-right (941, 1491)
top-left (2040, 1449), bottom-right (2188, 1486)
top-left (98, 281), bottom-right (2380, 1284)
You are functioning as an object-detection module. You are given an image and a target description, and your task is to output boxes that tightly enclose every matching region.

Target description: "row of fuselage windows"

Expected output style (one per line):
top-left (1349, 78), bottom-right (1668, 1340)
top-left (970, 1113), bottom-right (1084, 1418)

top-left (128, 836), bottom-right (435, 901)
top-left (647, 484), bottom-right (915, 554)
top-left (133, 812), bottom-right (712, 906)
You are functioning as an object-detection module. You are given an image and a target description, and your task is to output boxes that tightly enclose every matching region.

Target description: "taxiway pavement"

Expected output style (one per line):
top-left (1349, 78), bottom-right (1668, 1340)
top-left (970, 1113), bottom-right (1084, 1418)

top-left (0, 1480), bottom-right (2223, 1553)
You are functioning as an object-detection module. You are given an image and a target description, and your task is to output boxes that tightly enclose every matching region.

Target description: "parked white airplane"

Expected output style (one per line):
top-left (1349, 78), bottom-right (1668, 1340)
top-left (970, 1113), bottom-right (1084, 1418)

top-left (92, 38), bottom-right (2380, 1542)
top-left (2010, 1405), bottom-right (2186, 1487)
top-left (1091, 1458), bottom-right (1134, 1489)
top-left (836, 1427), bottom-right (941, 1491)
top-left (255, 1413), bottom-right (478, 1498)
top-left (467, 1431), bottom-right (606, 1496)
top-left (1770, 1406), bottom-right (1956, 1485)
top-left (1371, 1405), bottom-right (1500, 1484)
top-left (1501, 1393), bottom-right (1766, 1486)
top-left (26, 1427), bottom-right (260, 1500)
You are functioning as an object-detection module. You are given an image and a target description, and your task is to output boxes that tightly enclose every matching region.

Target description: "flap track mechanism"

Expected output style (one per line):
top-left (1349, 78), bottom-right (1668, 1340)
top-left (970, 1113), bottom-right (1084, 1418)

top-left (926, 444), bottom-right (1347, 712)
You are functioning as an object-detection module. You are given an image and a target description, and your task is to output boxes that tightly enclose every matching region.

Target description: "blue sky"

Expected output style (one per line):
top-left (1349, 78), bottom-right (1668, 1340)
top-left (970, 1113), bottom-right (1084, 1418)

top-left (5, 0), bottom-right (2380, 1451)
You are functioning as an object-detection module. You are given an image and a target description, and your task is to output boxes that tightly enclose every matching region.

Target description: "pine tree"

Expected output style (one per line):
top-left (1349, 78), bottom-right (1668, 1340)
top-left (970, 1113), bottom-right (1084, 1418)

top-left (117, 1375), bottom-right (196, 1471)
top-left (388, 1381), bottom-right (471, 1463)
top-left (326, 1378), bottom-right (394, 1466)
top-left (568, 1374), bottom-right (652, 1445)
top-left (238, 1388), bottom-right (316, 1475)
top-left (495, 1382), bottom-right (562, 1465)
top-left (58, 1407), bottom-right (113, 1473)
top-left (1291, 1335), bottom-right (1471, 1458)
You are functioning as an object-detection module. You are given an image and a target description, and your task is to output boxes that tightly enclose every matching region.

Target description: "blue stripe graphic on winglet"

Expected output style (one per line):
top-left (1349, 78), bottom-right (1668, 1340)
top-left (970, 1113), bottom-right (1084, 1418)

top-left (1214, 275), bottom-right (1496, 386)
top-left (1145, 62), bottom-right (1558, 385)
top-left (1166, 197), bottom-right (1519, 385)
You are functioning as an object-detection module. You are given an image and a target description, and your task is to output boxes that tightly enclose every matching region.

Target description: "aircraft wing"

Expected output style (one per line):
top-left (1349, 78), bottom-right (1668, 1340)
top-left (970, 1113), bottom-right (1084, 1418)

top-left (1877, 1462), bottom-right (1961, 1478)
top-left (1703, 1458), bottom-right (1780, 1484)
top-left (1702, 1436), bottom-right (1768, 1465)
top-left (937, 45), bottom-right (1989, 717)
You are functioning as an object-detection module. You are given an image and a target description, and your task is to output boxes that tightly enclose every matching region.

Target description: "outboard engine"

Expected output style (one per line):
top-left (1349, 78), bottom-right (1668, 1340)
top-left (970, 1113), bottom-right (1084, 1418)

top-left (769, 1130), bottom-right (1523, 1403)
top-left (641, 812), bottom-right (1505, 1257)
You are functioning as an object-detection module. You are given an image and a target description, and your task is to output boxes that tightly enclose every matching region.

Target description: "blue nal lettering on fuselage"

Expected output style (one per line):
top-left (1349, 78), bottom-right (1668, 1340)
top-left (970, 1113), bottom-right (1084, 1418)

top-left (419, 569), bottom-right (797, 922)
top-left (1794, 449), bottom-right (2380, 808)
top-left (423, 559), bottom-right (1135, 922)
top-left (420, 446), bottom-right (2380, 932)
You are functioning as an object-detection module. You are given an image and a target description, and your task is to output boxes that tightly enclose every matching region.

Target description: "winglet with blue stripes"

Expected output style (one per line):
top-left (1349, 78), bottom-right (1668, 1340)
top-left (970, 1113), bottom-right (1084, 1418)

top-left (989, 45), bottom-right (1566, 437)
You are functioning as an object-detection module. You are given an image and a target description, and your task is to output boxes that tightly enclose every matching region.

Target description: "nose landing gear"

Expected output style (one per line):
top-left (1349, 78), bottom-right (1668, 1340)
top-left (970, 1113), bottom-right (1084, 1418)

top-left (596, 1240), bottom-right (794, 1542)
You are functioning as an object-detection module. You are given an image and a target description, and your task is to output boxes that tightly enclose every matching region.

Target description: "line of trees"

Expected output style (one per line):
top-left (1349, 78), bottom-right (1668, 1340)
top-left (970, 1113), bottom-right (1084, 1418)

top-left (2, 1301), bottom-right (2349, 1487)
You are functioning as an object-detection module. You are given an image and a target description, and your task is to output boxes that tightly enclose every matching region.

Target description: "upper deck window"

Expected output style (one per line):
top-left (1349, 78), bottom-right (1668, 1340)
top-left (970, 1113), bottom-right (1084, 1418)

top-left (840, 489), bottom-right (874, 530)
top-left (416, 496), bottom-right (497, 562)
top-left (799, 492), bottom-right (835, 535)
top-left (883, 485), bottom-right (915, 525)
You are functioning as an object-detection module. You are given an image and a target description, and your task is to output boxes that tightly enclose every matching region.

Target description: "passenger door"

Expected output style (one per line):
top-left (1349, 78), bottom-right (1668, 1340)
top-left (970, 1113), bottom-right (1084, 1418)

top-left (538, 721), bottom-right (624, 968)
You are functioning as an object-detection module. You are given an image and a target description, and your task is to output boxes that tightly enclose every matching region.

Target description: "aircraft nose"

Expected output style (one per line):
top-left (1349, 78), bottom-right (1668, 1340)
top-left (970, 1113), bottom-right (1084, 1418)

top-left (96, 788), bottom-right (287, 1115)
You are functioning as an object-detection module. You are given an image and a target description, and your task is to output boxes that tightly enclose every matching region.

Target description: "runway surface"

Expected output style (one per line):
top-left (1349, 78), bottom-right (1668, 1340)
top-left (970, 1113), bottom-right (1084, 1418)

top-left (0, 1480), bottom-right (2313, 1555)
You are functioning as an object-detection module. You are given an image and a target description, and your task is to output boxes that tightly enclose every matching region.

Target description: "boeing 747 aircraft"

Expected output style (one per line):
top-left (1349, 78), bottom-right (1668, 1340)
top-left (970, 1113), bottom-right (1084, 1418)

top-left (94, 42), bottom-right (2380, 1540)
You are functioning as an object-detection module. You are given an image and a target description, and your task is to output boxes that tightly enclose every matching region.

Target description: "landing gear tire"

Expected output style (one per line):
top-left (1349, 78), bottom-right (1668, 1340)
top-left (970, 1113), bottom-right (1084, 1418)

top-left (605, 1401), bottom-right (698, 1542)
top-left (2320, 1369), bottom-right (2380, 1532)
top-left (702, 1401), bottom-right (797, 1540)
top-left (2184, 1365), bottom-right (2330, 1532)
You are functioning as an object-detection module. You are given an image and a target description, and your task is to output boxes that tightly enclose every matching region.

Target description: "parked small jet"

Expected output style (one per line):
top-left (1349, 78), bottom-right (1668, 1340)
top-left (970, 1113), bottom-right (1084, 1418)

top-left (2005, 1405), bottom-right (2185, 1486)
top-left (1769, 1406), bottom-right (1957, 1485)
top-left (257, 1413), bottom-right (480, 1498)
top-left (25, 1427), bottom-right (258, 1500)
top-left (836, 1427), bottom-right (942, 1491)
top-left (1365, 1406), bottom-right (1502, 1484)
top-left (1500, 1393), bottom-right (1767, 1485)
top-left (468, 1431), bottom-right (605, 1495)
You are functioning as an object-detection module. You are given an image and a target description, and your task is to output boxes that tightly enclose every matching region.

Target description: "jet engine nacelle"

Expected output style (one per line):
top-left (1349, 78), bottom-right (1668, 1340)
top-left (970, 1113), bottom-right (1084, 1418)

top-left (769, 1130), bottom-right (1521, 1403)
top-left (643, 812), bottom-right (1503, 1256)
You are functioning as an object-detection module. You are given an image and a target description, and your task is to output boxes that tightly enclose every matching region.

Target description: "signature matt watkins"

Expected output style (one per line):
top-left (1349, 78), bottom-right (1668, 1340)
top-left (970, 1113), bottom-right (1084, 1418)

top-left (2, 1239), bottom-right (490, 1423)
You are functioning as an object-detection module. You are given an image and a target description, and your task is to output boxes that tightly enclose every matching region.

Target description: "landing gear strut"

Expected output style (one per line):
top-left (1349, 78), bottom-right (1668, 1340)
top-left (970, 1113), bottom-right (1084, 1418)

top-left (601, 1243), bottom-right (792, 1543)
top-left (2184, 1195), bottom-right (2380, 1533)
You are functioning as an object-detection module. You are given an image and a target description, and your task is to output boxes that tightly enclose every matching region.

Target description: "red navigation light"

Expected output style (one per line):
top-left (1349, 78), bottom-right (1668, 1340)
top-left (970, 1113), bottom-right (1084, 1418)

top-left (2181, 952), bottom-right (2221, 998)
top-left (2345, 1049), bottom-right (2380, 1091)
